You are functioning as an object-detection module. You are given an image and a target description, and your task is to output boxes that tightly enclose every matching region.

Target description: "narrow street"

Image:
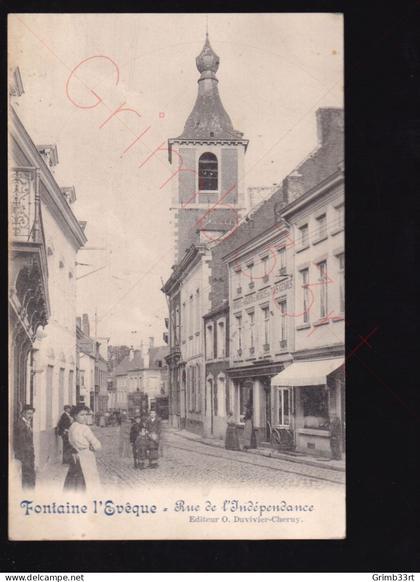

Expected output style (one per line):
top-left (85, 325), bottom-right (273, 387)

top-left (94, 426), bottom-right (344, 490)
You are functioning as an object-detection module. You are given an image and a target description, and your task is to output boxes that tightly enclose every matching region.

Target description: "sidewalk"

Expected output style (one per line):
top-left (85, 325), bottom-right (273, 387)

top-left (165, 427), bottom-right (345, 473)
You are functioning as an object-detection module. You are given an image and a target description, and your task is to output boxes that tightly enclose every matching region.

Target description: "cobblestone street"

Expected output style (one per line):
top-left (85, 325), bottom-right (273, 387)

top-left (39, 426), bottom-right (345, 491)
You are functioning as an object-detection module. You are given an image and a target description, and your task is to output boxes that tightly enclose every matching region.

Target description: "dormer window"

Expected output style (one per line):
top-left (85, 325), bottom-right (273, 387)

top-left (198, 152), bottom-right (218, 191)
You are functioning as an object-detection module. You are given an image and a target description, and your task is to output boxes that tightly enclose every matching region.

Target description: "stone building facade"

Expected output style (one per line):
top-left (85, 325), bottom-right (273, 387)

top-left (9, 73), bottom-right (87, 471)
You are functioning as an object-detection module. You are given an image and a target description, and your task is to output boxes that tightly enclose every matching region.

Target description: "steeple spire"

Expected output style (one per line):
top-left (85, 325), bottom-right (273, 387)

top-left (175, 34), bottom-right (244, 141)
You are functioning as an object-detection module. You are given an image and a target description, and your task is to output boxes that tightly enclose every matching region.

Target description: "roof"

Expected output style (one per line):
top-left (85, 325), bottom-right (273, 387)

top-left (173, 34), bottom-right (245, 142)
top-left (114, 351), bottom-right (144, 375)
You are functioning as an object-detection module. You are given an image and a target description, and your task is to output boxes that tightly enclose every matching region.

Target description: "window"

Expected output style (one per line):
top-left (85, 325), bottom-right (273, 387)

top-left (336, 203), bottom-right (344, 230)
top-left (262, 306), bottom-right (270, 347)
top-left (235, 314), bottom-right (242, 352)
top-left (239, 381), bottom-right (253, 419)
top-left (337, 253), bottom-right (345, 313)
top-left (225, 378), bottom-right (231, 416)
top-left (214, 380), bottom-right (218, 416)
top-left (46, 365), bottom-right (54, 429)
top-left (248, 311), bottom-right (255, 350)
top-left (318, 261), bottom-right (328, 318)
top-left (196, 364), bottom-right (201, 412)
top-left (175, 307), bottom-right (180, 343)
top-left (279, 300), bottom-right (287, 344)
top-left (191, 366), bottom-right (196, 412)
top-left (276, 388), bottom-right (291, 426)
top-left (68, 370), bottom-right (74, 405)
top-left (278, 247), bottom-right (286, 274)
top-left (217, 320), bottom-right (225, 358)
top-left (301, 269), bottom-right (310, 323)
top-left (316, 214), bottom-right (327, 239)
top-left (198, 152), bottom-right (218, 191)
top-left (195, 289), bottom-right (200, 334)
top-left (189, 295), bottom-right (193, 338)
top-left (247, 263), bottom-right (254, 282)
top-left (218, 375), bottom-right (226, 417)
top-left (299, 224), bottom-right (309, 248)
top-left (261, 256), bottom-right (269, 280)
top-left (206, 324), bottom-right (214, 359)
top-left (235, 269), bottom-right (242, 292)
top-left (301, 386), bottom-right (329, 429)
top-left (182, 302), bottom-right (186, 340)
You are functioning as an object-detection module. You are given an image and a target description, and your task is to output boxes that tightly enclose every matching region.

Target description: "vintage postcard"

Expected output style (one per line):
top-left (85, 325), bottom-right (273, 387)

top-left (8, 12), bottom-right (345, 540)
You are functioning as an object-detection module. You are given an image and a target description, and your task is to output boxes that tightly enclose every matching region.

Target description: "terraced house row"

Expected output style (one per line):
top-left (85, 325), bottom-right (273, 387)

top-left (162, 35), bottom-right (345, 459)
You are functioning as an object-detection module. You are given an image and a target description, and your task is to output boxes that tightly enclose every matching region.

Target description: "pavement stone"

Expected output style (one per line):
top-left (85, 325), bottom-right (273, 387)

top-left (36, 426), bottom-right (345, 491)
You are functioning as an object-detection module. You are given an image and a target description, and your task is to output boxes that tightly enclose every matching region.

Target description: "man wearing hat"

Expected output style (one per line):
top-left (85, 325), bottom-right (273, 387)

top-left (14, 404), bottom-right (36, 489)
top-left (56, 405), bottom-right (73, 464)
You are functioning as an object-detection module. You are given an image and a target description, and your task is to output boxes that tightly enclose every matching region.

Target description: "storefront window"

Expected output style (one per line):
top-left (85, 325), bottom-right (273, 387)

top-left (276, 388), bottom-right (291, 426)
top-left (239, 381), bottom-right (253, 420)
top-left (301, 386), bottom-right (329, 429)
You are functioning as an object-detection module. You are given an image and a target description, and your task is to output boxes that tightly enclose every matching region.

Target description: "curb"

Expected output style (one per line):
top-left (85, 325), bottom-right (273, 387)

top-left (165, 428), bottom-right (345, 473)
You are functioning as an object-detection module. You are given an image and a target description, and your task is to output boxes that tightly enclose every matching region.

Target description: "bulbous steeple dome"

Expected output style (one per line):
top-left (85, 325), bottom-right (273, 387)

top-left (196, 33), bottom-right (220, 75)
top-left (175, 34), bottom-right (244, 141)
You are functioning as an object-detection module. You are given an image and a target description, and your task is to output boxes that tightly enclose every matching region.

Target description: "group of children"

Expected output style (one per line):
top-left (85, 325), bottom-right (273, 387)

top-left (129, 410), bottom-right (162, 470)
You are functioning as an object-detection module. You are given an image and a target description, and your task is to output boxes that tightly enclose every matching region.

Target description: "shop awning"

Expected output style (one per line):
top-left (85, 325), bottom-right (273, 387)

top-left (271, 358), bottom-right (344, 387)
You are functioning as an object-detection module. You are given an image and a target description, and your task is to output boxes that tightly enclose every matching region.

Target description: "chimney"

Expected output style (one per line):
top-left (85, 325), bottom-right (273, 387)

top-left (76, 316), bottom-right (82, 330)
top-left (82, 314), bottom-right (90, 337)
top-left (283, 171), bottom-right (304, 203)
top-left (316, 108), bottom-right (344, 146)
top-left (129, 346), bottom-right (134, 361)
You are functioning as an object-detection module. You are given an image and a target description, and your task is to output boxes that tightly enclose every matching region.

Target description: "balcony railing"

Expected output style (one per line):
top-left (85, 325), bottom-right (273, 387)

top-left (279, 339), bottom-right (288, 350)
top-left (11, 167), bottom-right (43, 244)
top-left (263, 343), bottom-right (270, 352)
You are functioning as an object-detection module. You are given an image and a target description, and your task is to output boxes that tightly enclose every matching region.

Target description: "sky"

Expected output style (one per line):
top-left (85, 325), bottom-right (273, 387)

top-left (9, 13), bottom-right (343, 348)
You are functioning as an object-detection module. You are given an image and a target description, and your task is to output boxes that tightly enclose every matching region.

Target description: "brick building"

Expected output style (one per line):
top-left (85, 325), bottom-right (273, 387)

top-left (167, 33), bottom-right (248, 264)
top-left (163, 33), bottom-right (249, 433)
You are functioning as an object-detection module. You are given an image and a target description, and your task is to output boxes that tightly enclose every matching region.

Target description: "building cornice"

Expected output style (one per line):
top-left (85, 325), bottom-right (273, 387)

top-left (9, 107), bottom-right (88, 250)
top-left (162, 244), bottom-right (208, 295)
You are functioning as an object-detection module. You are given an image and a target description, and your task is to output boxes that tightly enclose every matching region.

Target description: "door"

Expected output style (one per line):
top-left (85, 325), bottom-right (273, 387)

top-left (207, 378), bottom-right (214, 435)
top-left (264, 385), bottom-right (271, 441)
top-left (46, 365), bottom-right (54, 429)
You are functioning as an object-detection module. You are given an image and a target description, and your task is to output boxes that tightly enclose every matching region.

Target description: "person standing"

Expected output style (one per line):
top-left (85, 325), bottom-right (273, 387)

top-left (14, 404), bottom-right (36, 489)
top-left (56, 405), bottom-right (73, 464)
top-left (225, 411), bottom-right (240, 450)
top-left (242, 403), bottom-right (255, 451)
top-left (146, 410), bottom-right (161, 468)
top-left (133, 420), bottom-right (149, 470)
top-left (329, 413), bottom-right (343, 460)
top-left (64, 404), bottom-right (102, 492)
top-left (129, 414), bottom-right (143, 469)
top-left (119, 415), bottom-right (132, 459)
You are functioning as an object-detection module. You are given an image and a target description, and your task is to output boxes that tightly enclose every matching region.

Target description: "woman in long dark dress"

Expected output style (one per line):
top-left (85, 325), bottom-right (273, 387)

top-left (225, 411), bottom-right (240, 450)
top-left (242, 404), bottom-right (255, 450)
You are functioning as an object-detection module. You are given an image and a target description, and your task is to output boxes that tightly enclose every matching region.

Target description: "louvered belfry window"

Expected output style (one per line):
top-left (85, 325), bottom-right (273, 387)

top-left (198, 152), bottom-right (218, 191)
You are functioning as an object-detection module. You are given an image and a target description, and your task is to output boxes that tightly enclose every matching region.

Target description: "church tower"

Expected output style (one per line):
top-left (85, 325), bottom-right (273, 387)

top-left (168, 33), bottom-right (249, 263)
